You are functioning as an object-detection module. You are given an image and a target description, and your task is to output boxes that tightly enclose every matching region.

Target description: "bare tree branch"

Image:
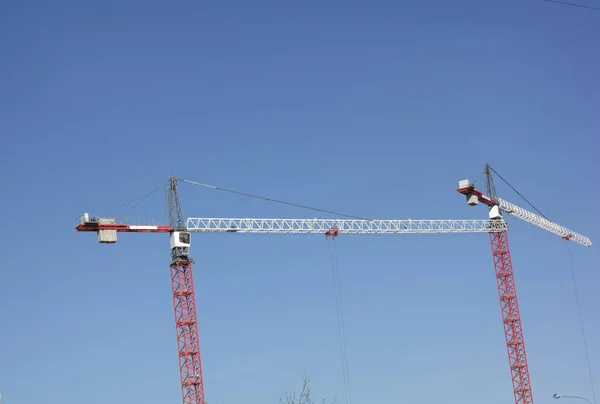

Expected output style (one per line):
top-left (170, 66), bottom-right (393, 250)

top-left (280, 375), bottom-right (336, 404)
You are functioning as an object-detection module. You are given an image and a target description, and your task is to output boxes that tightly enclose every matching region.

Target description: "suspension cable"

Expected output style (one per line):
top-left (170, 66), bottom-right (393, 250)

top-left (566, 244), bottom-right (598, 404)
top-left (115, 186), bottom-right (162, 222)
top-left (72, 185), bottom-right (163, 226)
top-left (487, 165), bottom-right (550, 220)
top-left (178, 178), bottom-right (373, 221)
top-left (328, 238), bottom-right (352, 404)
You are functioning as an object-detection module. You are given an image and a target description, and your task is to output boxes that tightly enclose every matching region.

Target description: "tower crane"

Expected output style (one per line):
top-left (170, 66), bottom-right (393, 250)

top-left (75, 168), bottom-right (591, 404)
top-left (456, 164), bottom-right (591, 404)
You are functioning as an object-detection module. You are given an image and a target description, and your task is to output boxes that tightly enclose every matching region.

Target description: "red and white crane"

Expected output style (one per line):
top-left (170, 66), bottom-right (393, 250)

top-left (456, 164), bottom-right (591, 404)
top-left (75, 168), bottom-right (591, 404)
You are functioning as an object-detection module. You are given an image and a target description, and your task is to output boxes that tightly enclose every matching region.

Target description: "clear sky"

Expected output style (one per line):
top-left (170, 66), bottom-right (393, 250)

top-left (0, 1), bottom-right (598, 403)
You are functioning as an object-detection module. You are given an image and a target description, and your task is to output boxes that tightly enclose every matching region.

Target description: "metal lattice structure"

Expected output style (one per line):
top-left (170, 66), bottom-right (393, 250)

top-left (77, 215), bottom-right (502, 404)
top-left (455, 165), bottom-right (592, 404)
top-left (75, 170), bottom-right (591, 404)
top-left (166, 177), bottom-right (206, 404)
top-left (185, 218), bottom-right (508, 234)
top-left (171, 261), bottom-right (205, 404)
top-left (496, 197), bottom-right (591, 247)
top-left (489, 230), bottom-right (533, 404)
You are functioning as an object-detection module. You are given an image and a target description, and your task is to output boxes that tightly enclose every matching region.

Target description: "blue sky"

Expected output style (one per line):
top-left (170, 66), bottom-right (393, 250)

top-left (0, 1), bottom-right (598, 403)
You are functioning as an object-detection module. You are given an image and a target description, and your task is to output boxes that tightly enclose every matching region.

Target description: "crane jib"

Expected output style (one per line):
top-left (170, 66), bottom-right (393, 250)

top-left (457, 185), bottom-right (591, 247)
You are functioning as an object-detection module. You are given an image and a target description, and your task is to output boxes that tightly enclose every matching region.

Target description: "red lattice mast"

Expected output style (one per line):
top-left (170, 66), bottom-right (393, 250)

top-left (490, 230), bottom-right (533, 404)
top-left (168, 177), bottom-right (206, 404)
top-left (458, 164), bottom-right (535, 404)
top-left (484, 166), bottom-right (533, 404)
top-left (171, 260), bottom-right (205, 404)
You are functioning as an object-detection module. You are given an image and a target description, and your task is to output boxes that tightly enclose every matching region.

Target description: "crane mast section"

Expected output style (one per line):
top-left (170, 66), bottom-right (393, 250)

top-left (185, 218), bottom-right (507, 234)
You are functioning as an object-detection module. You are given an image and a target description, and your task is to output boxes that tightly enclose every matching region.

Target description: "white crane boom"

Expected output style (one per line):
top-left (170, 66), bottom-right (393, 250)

top-left (457, 181), bottom-right (592, 247)
top-left (496, 197), bottom-right (592, 247)
top-left (184, 218), bottom-right (507, 234)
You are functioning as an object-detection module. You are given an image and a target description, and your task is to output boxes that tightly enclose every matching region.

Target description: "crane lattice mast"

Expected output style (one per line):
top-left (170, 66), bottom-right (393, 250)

top-left (469, 164), bottom-right (533, 404)
top-left (167, 177), bottom-right (205, 404)
top-left (75, 170), bottom-right (591, 404)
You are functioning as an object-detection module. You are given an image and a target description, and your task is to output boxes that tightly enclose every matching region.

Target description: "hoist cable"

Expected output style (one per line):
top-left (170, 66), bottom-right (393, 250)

top-left (329, 240), bottom-right (349, 404)
top-left (566, 244), bottom-right (598, 404)
top-left (333, 239), bottom-right (352, 404)
top-left (328, 239), bottom-right (352, 404)
top-left (178, 178), bottom-right (373, 221)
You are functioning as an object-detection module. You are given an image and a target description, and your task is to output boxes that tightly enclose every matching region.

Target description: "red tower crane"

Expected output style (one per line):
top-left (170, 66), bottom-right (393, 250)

top-left (457, 164), bottom-right (591, 404)
top-left (77, 177), bottom-right (204, 404)
top-left (75, 168), bottom-right (591, 404)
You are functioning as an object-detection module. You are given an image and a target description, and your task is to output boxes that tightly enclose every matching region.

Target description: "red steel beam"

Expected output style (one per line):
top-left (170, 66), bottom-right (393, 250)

top-left (457, 186), bottom-right (496, 206)
top-left (75, 223), bottom-right (173, 233)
